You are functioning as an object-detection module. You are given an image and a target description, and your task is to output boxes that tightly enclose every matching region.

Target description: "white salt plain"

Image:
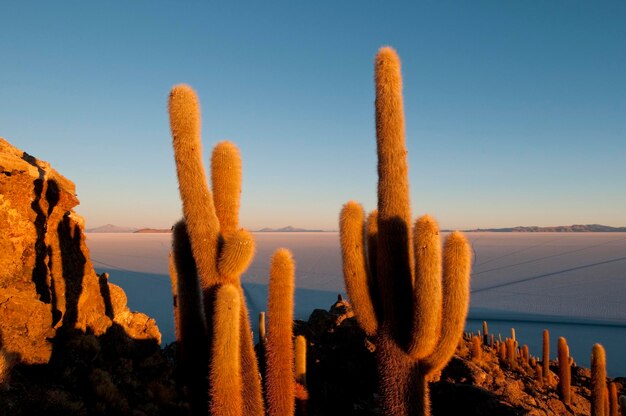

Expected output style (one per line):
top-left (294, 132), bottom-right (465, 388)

top-left (85, 232), bottom-right (626, 376)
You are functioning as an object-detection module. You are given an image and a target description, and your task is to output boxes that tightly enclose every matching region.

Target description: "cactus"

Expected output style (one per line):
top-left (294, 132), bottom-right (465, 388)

top-left (542, 329), bottom-right (550, 382)
top-left (168, 85), bottom-right (264, 415)
top-left (535, 364), bottom-right (543, 386)
top-left (470, 336), bottom-right (482, 362)
top-left (171, 220), bottom-right (209, 415)
top-left (295, 335), bottom-right (307, 387)
top-left (609, 382), bottom-right (619, 416)
top-left (295, 335), bottom-right (309, 416)
top-left (521, 345), bottom-right (529, 367)
top-left (339, 47), bottom-right (472, 416)
top-left (265, 249), bottom-right (296, 416)
top-left (210, 284), bottom-right (243, 416)
top-left (505, 338), bottom-right (516, 368)
top-left (482, 321), bottom-right (489, 346)
top-left (259, 311), bottom-right (267, 345)
top-left (557, 337), bottom-right (571, 405)
top-left (168, 251), bottom-right (181, 344)
top-left (591, 343), bottom-right (607, 416)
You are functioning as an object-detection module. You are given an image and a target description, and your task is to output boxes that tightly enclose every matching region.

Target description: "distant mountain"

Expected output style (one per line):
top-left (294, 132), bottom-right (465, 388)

top-left (466, 224), bottom-right (626, 232)
top-left (85, 224), bottom-right (138, 233)
top-left (134, 228), bottom-right (172, 234)
top-left (256, 225), bottom-right (324, 232)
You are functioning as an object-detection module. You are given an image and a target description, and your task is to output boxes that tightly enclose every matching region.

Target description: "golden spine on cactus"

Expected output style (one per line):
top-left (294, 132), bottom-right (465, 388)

top-left (339, 46), bottom-right (472, 416)
top-left (409, 215), bottom-right (442, 358)
top-left (591, 343), bottom-right (607, 416)
top-left (265, 249), bottom-right (296, 416)
top-left (211, 141), bottom-right (242, 237)
top-left (339, 201), bottom-right (378, 336)
top-left (168, 85), bottom-right (264, 416)
top-left (542, 329), bottom-right (550, 381)
top-left (557, 337), bottom-right (571, 405)
top-left (210, 284), bottom-right (243, 416)
top-left (168, 85), bottom-right (220, 291)
top-left (420, 231), bottom-right (471, 377)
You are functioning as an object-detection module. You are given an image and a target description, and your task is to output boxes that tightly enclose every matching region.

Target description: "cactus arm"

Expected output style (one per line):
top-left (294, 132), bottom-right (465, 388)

top-left (211, 141), bottom-right (242, 237)
top-left (420, 231), bottom-right (471, 377)
top-left (217, 228), bottom-right (255, 283)
top-left (340, 201), bottom-right (378, 336)
top-left (365, 210), bottom-right (383, 324)
top-left (171, 220), bottom-right (209, 415)
top-left (168, 251), bottom-right (181, 344)
top-left (209, 284), bottom-right (243, 416)
top-left (168, 85), bottom-right (220, 290)
top-left (408, 215), bottom-right (442, 359)
top-left (265, 249), bottom-right (296, 416)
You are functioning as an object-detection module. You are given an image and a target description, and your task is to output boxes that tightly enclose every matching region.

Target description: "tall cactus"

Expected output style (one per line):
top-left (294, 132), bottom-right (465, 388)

top-left (168, 85), bottom-right (264, 415)
top-left (339, 47), bottom-right (472, 416)
top-left (265, 249), bottom-right (296, 416)
top-left (591, 343), bottom-right (607, 416)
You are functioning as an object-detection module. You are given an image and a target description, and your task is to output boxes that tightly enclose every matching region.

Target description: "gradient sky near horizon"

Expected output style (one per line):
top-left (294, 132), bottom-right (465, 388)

top-left (1, 1), bottom-right (625, 230)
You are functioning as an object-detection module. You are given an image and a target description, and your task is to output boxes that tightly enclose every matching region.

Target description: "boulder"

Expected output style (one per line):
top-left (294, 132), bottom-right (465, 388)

top-left (0, 138), bottom-right (160, 365)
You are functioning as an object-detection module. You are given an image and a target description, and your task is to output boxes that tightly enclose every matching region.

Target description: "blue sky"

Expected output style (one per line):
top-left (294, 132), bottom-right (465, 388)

top-left (1, 1), bottom-right (625, 230)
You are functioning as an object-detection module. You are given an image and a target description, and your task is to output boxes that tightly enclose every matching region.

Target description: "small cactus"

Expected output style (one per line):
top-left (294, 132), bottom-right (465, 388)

top-left (482, 321), bottom-right (489, 346)
top-left (295, 335), bottom-right (307, 387)
top-left (470, 336), bottom-right (482, 362)
top-left (542, 329), bottom-right (550, 382)
top-left (557, 337), bottom-right (571, 405)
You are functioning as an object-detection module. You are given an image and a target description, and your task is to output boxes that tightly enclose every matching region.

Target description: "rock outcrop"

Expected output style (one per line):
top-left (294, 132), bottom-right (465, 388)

top-left (0, 137), bottom-right (160, 365)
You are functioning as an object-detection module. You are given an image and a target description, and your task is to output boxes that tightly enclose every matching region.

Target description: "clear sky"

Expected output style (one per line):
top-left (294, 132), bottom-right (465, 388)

top-left (1, 1), bottom-right (625, 230)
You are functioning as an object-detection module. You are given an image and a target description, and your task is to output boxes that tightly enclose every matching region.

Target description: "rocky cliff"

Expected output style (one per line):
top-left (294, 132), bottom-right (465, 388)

top-left (0, 137), bottom-right (160, 365)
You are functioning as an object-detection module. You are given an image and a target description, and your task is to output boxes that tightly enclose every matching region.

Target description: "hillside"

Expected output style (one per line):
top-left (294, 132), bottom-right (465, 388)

top-left (467, 224), bottom-right (626, 232)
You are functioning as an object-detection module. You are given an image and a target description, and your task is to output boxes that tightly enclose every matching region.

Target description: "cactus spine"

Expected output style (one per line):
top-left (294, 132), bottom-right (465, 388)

top-left (168, 85), bottom-right (264, 415)
top-left (265, 249), bottom-right (296, 416)
top-left (557, 337), bottom-right (571, 405)
top-left (591, 343), bottom-right (607, 416)
top-left (339, 47), bottom-right (472, 416)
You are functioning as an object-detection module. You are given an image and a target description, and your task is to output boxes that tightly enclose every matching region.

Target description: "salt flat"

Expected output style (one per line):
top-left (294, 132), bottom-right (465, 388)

top-left (86, 231), bottom-right (626, 375)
